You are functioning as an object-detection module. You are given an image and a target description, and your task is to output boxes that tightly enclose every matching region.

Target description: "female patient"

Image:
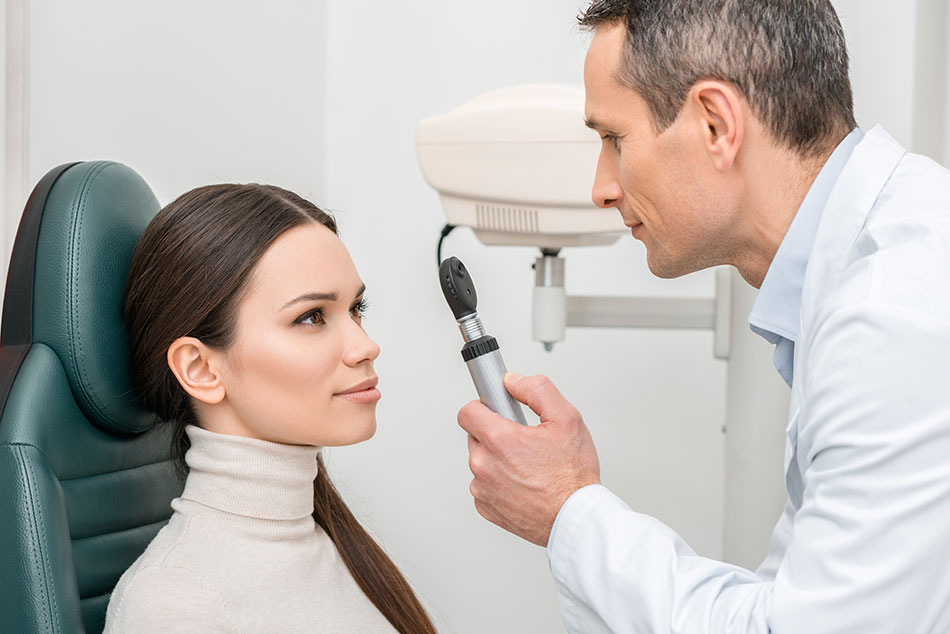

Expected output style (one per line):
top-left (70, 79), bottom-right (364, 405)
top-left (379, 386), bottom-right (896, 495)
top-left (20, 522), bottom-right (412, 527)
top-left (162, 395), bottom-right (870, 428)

top-left (104, 184), bottom-right (436, 633)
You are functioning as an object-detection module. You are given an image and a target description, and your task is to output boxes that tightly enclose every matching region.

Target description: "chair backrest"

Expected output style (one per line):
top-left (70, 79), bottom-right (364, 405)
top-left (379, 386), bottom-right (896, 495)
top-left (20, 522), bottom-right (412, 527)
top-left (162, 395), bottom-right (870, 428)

top-left (0, 162), bottom-right (184, 634)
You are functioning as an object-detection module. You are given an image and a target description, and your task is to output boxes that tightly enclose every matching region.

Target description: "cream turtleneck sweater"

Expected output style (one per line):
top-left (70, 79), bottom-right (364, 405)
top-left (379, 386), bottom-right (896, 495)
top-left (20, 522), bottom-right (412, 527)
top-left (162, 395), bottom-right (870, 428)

top-left (104, 425), bottom-right (399, 634)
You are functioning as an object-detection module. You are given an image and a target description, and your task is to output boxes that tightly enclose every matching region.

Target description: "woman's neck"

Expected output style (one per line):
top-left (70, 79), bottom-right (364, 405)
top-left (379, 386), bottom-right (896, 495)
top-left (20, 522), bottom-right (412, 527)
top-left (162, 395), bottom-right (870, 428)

top-left (179, 424), bottom-right (319, 521)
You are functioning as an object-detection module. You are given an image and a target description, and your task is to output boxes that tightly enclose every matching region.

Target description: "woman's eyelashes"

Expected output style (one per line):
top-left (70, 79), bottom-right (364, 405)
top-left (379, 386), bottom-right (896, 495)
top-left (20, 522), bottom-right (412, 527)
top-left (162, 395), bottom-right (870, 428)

top-left (351, 297), bottom-right (369, 319)
top-left (296, 298), bottom-right (368, 327)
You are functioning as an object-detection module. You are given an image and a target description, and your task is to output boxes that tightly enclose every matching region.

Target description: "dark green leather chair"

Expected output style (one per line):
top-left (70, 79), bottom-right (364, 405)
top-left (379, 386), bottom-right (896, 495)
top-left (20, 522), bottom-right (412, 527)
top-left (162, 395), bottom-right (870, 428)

top-left (0, 162), bottom-right (184, 633)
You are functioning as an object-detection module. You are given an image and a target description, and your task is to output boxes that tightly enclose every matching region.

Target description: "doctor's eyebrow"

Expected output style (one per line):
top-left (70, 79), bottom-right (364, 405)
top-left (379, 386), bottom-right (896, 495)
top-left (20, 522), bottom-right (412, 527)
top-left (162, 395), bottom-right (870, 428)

top-left (585, 117), bottom-right (618, 135)
top-left (280, 283), bottom-right (366, 311)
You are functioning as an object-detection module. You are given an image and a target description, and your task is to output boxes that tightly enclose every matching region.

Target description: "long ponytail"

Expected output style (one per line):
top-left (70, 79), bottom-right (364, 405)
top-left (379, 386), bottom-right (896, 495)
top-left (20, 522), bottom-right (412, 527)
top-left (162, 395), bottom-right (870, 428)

top-left (313, 455), bottom-right (436, 633)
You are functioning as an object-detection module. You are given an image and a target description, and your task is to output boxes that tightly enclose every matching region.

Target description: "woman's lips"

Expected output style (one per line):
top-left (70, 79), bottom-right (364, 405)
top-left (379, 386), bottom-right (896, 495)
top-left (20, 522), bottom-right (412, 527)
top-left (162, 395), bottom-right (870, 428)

top-left (335, 387), bottom-right (381, 404)
top-left (335, 377), bottom-right (381, 403)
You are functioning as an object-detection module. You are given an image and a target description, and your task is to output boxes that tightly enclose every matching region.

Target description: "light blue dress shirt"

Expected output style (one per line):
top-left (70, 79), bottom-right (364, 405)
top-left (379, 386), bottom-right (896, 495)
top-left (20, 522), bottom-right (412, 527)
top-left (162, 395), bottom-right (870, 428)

top-left (748, 129), bottom-right (864, 386)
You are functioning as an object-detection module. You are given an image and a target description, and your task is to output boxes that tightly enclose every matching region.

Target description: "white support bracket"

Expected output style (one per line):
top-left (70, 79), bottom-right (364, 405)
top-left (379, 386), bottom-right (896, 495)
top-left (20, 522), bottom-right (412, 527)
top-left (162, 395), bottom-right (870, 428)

top-left (564, 267), bottom-right (732, 359)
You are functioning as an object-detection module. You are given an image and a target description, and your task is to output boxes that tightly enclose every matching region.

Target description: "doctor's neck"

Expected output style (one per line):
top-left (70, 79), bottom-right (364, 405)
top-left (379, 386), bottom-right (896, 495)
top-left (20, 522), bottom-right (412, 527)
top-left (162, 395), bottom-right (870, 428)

top-left (730, 125), bottom-right (849, 289)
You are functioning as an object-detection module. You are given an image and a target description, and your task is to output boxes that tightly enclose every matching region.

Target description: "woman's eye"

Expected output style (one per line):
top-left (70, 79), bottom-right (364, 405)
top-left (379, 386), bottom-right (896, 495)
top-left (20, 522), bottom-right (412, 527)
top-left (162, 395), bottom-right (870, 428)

top-left (603, 134), bottom-right (621, 149)
top-left (350, 298), bottom-right (369, 319)
top-left (298, 308), bottom-right (326, 326)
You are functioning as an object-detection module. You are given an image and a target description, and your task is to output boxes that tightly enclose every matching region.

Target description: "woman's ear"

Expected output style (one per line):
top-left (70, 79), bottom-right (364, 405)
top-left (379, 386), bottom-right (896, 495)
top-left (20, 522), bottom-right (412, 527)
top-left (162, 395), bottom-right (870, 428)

top-left (688, 80), bottom-right (744, 171)
top-left (167, 337), bottom-right (226, 405)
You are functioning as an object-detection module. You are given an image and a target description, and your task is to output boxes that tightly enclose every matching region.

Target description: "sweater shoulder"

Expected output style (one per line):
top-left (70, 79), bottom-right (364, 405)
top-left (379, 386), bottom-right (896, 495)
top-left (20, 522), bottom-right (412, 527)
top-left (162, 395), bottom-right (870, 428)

top-left (105, 563), bottom-right (239, 634)
top-left (105, 513), bottom-right (240, 633)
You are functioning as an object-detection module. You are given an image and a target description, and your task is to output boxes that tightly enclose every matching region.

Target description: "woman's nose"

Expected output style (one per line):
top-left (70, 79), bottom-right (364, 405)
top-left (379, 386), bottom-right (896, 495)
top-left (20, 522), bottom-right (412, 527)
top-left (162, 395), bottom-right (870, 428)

top-left (343, 320), bottom-right (380, 366)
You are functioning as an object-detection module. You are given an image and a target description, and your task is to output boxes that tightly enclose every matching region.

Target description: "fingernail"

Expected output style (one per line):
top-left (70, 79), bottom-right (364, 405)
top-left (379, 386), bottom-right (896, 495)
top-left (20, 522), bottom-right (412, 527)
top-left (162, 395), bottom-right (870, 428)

top-left (504, 372), bottom-right (523, 384)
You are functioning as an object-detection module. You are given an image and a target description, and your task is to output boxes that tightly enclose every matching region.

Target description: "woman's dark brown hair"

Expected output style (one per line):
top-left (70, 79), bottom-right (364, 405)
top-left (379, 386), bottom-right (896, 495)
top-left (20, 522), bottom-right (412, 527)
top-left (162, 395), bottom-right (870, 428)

top-left (123, 183), bottom-right (436, 634)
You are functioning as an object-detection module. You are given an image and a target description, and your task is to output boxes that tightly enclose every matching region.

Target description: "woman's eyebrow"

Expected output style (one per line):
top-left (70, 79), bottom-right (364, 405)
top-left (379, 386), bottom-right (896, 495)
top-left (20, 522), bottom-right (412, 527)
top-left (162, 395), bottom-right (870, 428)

top-left (281, 292), bottom-right (337, 310)
top-left (280, 283), bottom-right (366, 311)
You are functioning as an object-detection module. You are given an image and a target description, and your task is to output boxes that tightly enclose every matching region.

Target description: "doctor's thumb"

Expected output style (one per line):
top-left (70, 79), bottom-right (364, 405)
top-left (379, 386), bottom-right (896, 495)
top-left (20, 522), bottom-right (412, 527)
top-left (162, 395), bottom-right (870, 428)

top-left (504, 373), bottom-right (580, 425)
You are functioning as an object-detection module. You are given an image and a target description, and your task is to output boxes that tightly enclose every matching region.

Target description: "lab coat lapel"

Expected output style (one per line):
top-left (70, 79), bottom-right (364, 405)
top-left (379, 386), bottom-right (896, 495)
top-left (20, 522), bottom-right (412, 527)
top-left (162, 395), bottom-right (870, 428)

top-left (784, 126), bottom-right (906, 511)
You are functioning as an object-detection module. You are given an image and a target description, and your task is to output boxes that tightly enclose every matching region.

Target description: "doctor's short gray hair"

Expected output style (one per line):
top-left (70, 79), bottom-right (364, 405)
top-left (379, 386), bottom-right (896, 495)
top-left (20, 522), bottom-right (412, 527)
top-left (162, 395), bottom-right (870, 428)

top-left (579, 0), bottom-right (857, 158)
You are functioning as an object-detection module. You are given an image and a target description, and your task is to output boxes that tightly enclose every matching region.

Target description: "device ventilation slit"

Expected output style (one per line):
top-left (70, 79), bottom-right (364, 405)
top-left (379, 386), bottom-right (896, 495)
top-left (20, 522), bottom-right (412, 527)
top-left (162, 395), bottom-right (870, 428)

top-left (475, 204), bottom-right (539, 233)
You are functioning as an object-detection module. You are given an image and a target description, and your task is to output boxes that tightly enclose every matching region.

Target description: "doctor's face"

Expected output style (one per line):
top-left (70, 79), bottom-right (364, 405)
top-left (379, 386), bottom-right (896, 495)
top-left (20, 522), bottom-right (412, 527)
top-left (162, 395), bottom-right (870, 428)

top-left (210, 223), bottom-right (381, 447)
top-left (584, 24), bottom-right (735, 278)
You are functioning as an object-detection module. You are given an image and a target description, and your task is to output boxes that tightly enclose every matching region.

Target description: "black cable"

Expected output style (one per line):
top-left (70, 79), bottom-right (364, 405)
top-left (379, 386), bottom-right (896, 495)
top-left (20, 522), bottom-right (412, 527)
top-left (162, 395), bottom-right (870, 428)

top-left (437, 223), bottom-right (457, 268)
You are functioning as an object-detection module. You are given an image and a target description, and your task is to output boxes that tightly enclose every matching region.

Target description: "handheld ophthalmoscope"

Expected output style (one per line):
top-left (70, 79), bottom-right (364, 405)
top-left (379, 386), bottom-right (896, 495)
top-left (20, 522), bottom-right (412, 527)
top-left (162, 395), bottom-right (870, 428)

top-left (439, 257), bottom-right (528, 426)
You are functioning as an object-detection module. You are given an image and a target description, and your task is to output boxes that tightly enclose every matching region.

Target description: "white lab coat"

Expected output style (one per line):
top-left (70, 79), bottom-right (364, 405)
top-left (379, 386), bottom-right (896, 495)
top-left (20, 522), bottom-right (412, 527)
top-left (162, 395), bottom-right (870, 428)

top-left (546, 126), bottom-right (950, 633)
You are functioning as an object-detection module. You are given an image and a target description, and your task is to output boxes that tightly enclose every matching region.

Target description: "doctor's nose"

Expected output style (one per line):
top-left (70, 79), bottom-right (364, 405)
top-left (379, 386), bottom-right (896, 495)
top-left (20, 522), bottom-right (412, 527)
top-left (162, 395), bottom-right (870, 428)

top-left (592, 151), bottom-right (624, 209)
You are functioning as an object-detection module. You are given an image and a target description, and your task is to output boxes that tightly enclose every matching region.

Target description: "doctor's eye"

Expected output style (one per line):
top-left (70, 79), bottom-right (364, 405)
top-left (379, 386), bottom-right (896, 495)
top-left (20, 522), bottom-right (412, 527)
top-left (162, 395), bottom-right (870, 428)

top-left (602, 134), bottom-right (621, 149)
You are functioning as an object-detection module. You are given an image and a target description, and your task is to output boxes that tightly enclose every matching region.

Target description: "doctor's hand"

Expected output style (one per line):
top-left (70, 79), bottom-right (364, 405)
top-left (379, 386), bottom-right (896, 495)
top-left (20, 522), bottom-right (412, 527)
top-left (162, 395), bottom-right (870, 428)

top-left (457, 372), bottom-right (601, 547)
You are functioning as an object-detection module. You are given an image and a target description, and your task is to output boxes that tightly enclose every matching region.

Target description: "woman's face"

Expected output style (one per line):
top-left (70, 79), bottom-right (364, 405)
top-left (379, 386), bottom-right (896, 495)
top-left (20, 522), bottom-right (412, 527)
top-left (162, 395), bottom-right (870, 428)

top-left (203, 222), bottom-right (381, 447)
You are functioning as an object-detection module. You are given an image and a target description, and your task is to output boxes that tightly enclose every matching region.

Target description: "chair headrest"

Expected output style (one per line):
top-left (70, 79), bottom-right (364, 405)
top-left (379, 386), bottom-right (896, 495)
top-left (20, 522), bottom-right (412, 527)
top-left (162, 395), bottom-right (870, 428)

top-left (29, 162), bottom-right (161, 435)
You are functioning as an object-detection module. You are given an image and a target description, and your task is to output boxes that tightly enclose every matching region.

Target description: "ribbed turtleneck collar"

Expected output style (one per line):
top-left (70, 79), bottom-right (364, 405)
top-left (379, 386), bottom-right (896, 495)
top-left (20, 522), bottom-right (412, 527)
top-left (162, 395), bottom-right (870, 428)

top-left (180, 425), bottom-right (319, 521)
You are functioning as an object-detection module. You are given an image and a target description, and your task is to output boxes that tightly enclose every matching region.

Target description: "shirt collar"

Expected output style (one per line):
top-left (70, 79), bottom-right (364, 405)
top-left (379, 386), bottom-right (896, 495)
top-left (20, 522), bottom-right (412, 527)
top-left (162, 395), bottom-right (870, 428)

top-left (749, 128), bottom-right (864, 344)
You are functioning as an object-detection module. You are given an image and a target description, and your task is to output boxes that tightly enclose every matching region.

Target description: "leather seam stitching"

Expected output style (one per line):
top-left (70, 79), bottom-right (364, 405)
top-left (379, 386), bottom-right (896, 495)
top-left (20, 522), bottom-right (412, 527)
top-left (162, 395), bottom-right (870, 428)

top-left (59, 456), bottom-right (174, 483)
top-left (66, 162), bottom-right (113, 422)
top-left (71, 517), bottom-right (168, 544)
top-left (15, 445), bottom-right (58, 632)
top-left (26, 455), bottom-right (62, 632)
top-left (2, 443), bottom-right (174, 483)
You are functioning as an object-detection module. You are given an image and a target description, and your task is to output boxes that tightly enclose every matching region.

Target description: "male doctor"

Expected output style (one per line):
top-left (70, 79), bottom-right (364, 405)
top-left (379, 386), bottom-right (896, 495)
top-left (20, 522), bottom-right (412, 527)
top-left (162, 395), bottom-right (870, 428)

top-left (457, 0), bottom-right (950, 632)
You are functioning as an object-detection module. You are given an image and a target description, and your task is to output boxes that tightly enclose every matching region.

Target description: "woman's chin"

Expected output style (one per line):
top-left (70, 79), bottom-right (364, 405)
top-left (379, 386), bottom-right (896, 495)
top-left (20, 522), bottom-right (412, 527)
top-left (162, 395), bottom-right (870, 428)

top-left (353, 417), bottom-right (378, 443)
top-left (320, 415), bottom-right (377, 447)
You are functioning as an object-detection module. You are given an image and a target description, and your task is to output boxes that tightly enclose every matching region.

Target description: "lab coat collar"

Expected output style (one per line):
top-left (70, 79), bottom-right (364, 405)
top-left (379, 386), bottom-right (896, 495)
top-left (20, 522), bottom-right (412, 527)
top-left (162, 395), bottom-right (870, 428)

top-left (800, 126), bottom-right (907, 313)
top-left (749, 129), bottom-right (864, 345)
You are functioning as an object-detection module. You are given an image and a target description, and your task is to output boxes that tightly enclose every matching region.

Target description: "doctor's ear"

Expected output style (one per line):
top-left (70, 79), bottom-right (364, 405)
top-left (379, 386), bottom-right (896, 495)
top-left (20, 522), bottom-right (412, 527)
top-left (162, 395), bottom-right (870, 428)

top-left (166, 336), bottom-right (227, 405)
top-left (688, 80), bottom-right (744, 171)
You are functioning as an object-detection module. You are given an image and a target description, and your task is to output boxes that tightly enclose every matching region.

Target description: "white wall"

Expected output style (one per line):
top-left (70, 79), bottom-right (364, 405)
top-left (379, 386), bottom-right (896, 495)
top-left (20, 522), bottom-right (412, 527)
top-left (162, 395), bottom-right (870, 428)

top-left (946, 1), bottom-right (950, 166)
top-left (1, 0), bottom-right (27, 295)
top-left (911, 0), bottom-right (948, 163)
top-left (835, 0), bottom-right (919, 147)
top-left (1, 2), bottom-right (8, 276)
top-left (834, 0), bottom-right (949, 161)
top-left (26, 0), bottom-right (329, 206)
top-left (322, 2), bottom-right (726, 632)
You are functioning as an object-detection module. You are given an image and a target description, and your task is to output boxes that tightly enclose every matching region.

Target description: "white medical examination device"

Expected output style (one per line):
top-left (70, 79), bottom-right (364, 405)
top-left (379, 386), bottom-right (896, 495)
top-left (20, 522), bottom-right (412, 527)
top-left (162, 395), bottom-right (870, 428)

top-left (417, 84), bottom-right (730, 356)
top-left (416, 84), bottom-right (621, 249)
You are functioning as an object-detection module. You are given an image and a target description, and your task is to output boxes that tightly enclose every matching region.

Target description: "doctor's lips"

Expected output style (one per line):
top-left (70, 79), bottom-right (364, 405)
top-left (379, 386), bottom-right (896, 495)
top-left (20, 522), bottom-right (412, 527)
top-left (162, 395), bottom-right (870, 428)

top-left (334, 376), bottom-right (381, 403)
top-left (625, 219), bottom-right (644, 236)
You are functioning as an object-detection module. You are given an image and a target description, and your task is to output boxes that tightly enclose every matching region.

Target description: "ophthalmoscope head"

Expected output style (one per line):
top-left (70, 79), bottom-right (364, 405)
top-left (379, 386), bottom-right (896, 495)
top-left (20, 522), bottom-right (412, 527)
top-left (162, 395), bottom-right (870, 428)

top-left (439, 256), bottom-right (478, 320)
